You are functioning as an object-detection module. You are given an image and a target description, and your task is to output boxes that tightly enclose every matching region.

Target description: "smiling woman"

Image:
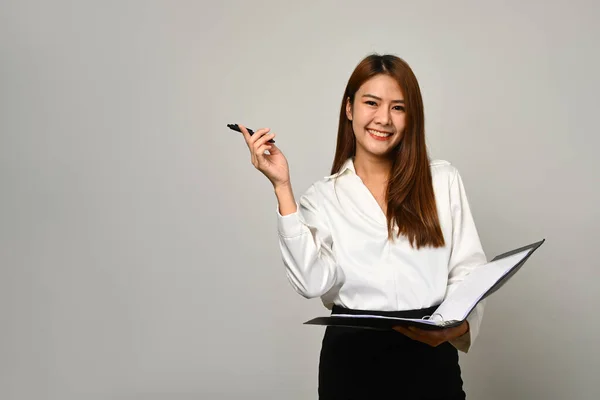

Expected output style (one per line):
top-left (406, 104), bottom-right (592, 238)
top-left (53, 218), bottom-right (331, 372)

top-left (237, 54), bottom-right (487, 399)
top-left (334, 55), bottom-right (445, 247)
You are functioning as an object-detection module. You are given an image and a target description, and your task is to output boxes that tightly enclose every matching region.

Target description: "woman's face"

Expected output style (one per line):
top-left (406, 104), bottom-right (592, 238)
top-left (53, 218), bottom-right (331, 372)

top-left (346, 74), bottom-right (406, 159)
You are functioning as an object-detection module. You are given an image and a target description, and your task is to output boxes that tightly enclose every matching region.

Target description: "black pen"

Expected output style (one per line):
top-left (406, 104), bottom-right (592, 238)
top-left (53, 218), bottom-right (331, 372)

top-left (227, 123), bottom-right (275, 143)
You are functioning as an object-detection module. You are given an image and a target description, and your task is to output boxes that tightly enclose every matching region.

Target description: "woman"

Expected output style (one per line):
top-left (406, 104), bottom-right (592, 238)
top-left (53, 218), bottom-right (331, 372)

top-left (238, 54), bottom-right (486, 399)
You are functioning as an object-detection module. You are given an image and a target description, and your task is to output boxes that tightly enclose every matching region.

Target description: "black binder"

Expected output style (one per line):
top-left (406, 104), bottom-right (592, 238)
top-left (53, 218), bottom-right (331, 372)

top-left (303, 239), bottom-right (545, 331)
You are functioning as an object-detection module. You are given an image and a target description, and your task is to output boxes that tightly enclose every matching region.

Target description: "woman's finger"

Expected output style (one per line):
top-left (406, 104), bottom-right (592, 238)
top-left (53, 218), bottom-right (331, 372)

top-left (253, 132), bottom-right (275, 151)
top-left (239, 125), bottom-right (270, 149)
top-left (394, 326), bottom-right (439, 346)
top-left (248, 127), bottom-right (271, 147)
top-left (238, 124), bottom-right (253, 145)
top-left (256, 143), bottom-right (273, 159)
top-left (251, 144), bottom-right (268, 167)
top-left (251, 132), bottom-right (274, 169)
top-left (268, 142), bottom-right (282, 155)
top-left (255, 141), bottom-right (275, 166)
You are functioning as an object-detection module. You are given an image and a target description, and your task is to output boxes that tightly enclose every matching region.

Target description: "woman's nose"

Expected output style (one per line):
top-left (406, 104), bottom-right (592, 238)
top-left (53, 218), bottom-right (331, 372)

top-left (374, 107), bottom-right (392, 125)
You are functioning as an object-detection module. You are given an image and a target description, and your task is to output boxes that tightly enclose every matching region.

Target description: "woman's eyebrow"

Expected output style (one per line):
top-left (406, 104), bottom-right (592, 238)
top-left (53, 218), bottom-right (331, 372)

top-left (362, 94), bottom-right (404, 103)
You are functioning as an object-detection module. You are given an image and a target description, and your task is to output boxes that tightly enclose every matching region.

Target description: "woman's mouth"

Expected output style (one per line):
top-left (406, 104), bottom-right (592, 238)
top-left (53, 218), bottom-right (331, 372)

top-left (367, 129), bottom-right (393, 141)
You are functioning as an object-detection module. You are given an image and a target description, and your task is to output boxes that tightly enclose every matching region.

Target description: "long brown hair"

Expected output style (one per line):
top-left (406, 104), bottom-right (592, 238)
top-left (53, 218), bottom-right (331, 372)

top-left (331, 54), bottom-right (445, 249)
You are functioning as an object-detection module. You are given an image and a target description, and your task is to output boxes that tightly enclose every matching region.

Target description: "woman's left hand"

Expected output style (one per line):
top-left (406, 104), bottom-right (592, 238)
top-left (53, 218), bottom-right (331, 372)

top-left (393, 321), bottom-right (469, 347)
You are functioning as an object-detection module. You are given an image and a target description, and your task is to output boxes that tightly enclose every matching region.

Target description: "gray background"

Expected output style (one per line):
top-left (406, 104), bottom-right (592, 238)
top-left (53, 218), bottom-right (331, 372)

top-left (2, 0), bottom-right (598, 399)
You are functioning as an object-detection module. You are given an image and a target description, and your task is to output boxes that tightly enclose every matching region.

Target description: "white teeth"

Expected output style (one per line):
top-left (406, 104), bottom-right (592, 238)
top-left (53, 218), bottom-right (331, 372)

top-left (368, 129), bottom-right (392, 137)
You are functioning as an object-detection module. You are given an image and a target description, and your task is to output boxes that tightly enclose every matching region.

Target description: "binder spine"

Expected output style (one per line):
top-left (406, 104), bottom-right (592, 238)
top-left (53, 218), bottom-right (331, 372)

top-left (422, 313), bottom-right (459, 327)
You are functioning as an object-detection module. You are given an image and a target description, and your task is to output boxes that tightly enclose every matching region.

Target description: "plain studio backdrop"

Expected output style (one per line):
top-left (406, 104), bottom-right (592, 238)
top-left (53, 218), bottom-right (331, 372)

top-left (1, 0), bottom-right (599, 399)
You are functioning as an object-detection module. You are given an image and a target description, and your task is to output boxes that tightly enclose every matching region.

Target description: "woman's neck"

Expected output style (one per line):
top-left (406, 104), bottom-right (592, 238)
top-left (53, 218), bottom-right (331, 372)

top-left (353, 153), bottom-right (392, 184)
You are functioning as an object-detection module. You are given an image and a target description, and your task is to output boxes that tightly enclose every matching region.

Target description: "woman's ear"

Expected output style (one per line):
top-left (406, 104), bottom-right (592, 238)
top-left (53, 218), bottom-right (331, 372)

top-left (345, 97), bottom-right (353, 121)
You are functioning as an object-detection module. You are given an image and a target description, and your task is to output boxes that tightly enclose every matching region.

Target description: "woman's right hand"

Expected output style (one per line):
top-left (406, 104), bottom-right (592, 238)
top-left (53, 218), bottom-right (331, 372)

top-left (238, 124), bottom-right (291, 189)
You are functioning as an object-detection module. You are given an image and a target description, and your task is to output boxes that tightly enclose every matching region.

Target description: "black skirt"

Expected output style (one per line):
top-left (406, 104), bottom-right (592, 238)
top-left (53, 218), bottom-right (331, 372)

top-left (318, 305), bottom-right (466, 400)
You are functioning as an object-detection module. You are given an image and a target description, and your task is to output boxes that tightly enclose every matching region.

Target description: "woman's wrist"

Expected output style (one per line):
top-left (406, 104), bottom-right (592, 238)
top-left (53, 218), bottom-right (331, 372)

top-left (274, 182), bottom-right (297, 216)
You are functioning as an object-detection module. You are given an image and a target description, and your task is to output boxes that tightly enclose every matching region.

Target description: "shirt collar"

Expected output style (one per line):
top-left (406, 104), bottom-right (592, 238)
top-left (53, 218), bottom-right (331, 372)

top-left (324, 157), bottom-right (355, 180)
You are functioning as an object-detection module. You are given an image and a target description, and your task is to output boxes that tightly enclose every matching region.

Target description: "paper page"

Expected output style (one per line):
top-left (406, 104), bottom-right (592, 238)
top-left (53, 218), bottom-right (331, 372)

top-left (434, 249), bottom-right (531, 321)
top-left (331, 314), bottom-right (444, 326)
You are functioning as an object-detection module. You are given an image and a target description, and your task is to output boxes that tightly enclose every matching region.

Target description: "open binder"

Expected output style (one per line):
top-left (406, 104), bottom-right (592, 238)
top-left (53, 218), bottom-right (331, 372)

top-left (304, 239), bottom-right (545, 331)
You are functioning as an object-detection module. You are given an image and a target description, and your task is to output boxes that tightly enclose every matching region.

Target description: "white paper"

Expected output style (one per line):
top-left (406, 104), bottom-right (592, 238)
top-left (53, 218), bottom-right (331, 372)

top-left (327, 247), bottom-right (532, 327)
top-left (434, 249), bottom-right (531, 321)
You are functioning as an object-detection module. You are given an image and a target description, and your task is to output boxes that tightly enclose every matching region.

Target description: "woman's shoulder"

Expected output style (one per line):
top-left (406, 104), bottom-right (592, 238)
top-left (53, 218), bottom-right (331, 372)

top-left (429, 159), bottom-right (459, 185)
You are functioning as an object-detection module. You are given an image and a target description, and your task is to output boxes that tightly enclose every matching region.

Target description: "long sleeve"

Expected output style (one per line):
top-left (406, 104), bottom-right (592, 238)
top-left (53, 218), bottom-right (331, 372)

top-left (445, 169), bottom-right (488, 353)
top-left (277, 183), bottom-right (343, 299)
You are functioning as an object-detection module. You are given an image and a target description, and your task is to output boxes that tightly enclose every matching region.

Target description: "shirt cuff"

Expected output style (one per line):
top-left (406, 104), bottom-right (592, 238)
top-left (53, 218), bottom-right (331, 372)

top-left (449, 325), bottom-right (472, 353)
top-left (449, 301), bottom-right (484, 353)
top-left (276, 204), bottom-right (306, 238)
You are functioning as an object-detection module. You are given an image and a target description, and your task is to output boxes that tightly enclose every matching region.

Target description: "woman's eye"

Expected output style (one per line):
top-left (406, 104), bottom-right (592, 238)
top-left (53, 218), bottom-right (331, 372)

top-left (394, 106), bottom-right (405, 111)
top-left (365, 101), bottom-right (377, 106)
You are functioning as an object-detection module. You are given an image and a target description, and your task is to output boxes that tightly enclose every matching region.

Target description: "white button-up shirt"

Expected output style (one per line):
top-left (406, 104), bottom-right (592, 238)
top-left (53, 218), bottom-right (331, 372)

top-left (276, 157), bottom-right (487, 352)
